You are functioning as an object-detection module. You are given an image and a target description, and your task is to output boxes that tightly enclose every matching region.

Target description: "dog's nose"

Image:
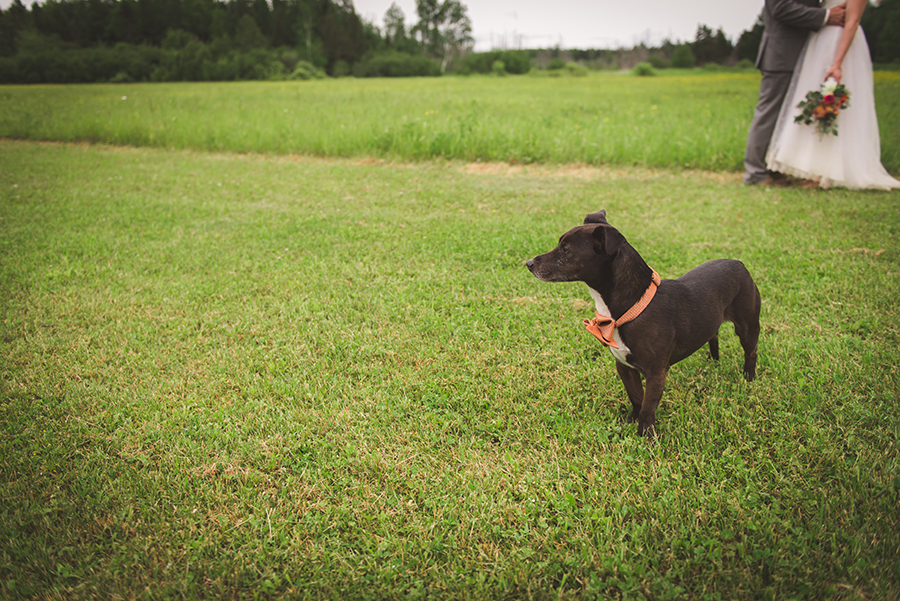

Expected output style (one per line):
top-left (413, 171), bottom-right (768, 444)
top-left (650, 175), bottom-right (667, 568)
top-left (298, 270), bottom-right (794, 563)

top-left (526, 259), bottom-right (535, 271)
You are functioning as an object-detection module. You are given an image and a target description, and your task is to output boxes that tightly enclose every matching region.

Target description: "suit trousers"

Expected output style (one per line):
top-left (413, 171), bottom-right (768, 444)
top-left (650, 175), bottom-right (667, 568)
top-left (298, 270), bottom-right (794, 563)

top-left (744, 71), bottom-right (794, 184)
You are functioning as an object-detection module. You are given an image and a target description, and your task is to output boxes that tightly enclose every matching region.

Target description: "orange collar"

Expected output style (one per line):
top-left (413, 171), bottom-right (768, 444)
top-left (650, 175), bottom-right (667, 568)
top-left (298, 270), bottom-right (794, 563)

top-left (583, 270), bottom-right (661, 349)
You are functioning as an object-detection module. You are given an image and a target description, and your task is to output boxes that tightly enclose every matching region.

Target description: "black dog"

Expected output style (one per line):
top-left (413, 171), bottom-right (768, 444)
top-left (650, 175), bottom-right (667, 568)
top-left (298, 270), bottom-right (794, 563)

top-left (526, 210), bottom-right (760, 435)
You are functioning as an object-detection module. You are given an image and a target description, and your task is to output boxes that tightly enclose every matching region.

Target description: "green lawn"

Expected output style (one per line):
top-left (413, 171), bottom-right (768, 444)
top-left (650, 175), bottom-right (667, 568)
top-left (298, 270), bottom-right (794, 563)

top-left (2, 71), bottom-right (899, 172)
top-left (1, 137), bottom-right (898, 599)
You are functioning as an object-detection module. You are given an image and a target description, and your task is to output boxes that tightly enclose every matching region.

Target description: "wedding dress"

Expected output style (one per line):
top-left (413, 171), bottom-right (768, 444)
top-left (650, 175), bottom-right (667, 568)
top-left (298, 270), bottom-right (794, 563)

top-left (766, 0), bottom-right (900, 190)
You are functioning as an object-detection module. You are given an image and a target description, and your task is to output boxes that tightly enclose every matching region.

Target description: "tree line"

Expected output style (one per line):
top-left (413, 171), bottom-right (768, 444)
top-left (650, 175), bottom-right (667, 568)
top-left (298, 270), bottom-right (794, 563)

top-left (0, 0), bottom-right (477, 82)
top-left (0, 0), bottom-right (897, 84)
top-left (734, 0), bottom-right (900, 66)
top-left (633, 0), bottom-right (899, 72)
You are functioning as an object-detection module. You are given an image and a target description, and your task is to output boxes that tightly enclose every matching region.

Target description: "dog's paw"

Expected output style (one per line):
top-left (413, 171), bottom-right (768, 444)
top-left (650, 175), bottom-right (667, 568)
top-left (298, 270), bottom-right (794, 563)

top-left (638, 416), bottom-right (656, 438)
top-left (636, 422), bottom-right (657, 438)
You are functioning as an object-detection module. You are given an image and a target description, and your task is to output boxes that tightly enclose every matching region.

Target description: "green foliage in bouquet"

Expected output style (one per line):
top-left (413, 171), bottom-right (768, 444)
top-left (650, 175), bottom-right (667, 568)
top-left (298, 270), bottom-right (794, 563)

top-left (794, 78), bottom-right (850, 136)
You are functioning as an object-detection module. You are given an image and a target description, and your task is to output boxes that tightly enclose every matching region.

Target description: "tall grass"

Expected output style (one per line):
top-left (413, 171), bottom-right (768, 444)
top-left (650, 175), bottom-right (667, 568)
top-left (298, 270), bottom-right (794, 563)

top-left (2, 72), bottom-right (899, 172)
top-left (1, 139), bottom-right (898, 599)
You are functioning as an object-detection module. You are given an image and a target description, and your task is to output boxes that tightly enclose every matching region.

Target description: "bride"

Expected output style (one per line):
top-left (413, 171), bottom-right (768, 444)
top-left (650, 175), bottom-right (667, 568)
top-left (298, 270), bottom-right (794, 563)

top-left (766, 0), bottom-right (900, 189)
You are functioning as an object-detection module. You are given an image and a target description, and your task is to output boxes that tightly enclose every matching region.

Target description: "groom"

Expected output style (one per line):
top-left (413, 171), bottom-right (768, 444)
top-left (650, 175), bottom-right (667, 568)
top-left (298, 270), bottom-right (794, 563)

top-left (744, 0), bottom-right (846, 186)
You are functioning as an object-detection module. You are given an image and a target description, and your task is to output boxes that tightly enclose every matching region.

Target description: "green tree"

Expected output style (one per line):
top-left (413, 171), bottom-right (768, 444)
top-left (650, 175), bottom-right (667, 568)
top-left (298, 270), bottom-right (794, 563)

top-left (692, 24), bottom-right (733, 65)
top-left (412, 0), bottom-right (471, 72)
top-left (137, 0), bottom-right (170, 45)
top-left (251, 0), bottom-right (270, 39)
top-left (861, 0), bottom-right (900, 63)
top-left (384, 2), bottom-right (405, 43)
top-left (670, 43), bottom-right (695, 68)
top-left (438, 0), bottom-right (471, 72)
top-left (412, 0), bottom-right (441, 57)
top-left (235, 13), bottom-right (266, 49)
top-left (736, 11), bottom-right (764, 63)
top-left (0, 0), bottom-right (32, 55)
top-left (319, 0), bottom-right (366, 73)
top-left (269, 0), bottom-right (291, 47)
top-left (181, 0), bottom-right (215, 40)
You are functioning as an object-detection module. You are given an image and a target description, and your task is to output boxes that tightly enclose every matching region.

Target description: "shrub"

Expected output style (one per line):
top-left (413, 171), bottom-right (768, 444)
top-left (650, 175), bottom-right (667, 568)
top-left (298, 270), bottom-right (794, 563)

top-left (0, 58), bottom-right (14, 84)
top-left (278, 49), bottom-right (302, 73)
top-left (648, 55), bottom-right (669, 69)
top-left (110, 70), bottom-right (133, 83)
top-left (546, 57), bottom-right (566, 70)
top-left (565, 62), bottom-right (588, 76)
top-left (162, 29), bottom-right (199, 50)
top-left (152, 40), bottom-right (212, 81)
top-left (459, 50), bottom-right (531, 75)
top-left (529, 61), bottom-right (589, 78)
top-left (352, 51), bottom-right (440, 78)
top-left (332, 60), bottom-right (350, 77)
top-left (632, 62), bottom-right (656, 76)
top-left (290, 60), bottom-right (326, 80)
top-left (0, 45), bottom-right (164, 83)
top-left (200, 56), bottom-right (239, 81)
top-left (671, 44), bottom-right (696, 69)
top-left (492, 60), bottom-right (506, 76)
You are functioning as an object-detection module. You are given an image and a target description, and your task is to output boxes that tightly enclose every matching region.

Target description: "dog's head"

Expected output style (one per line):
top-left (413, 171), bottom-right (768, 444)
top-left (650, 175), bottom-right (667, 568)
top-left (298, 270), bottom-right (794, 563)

top-left (526, 209), bottom-right (628, 283)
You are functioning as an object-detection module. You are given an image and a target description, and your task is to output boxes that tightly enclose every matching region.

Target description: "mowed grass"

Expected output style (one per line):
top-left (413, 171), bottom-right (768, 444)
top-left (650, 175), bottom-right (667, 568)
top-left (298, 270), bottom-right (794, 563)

top-left (1, 71), bottom-right (899, 172)
top-left (1, 139), bottom-right (899, 599)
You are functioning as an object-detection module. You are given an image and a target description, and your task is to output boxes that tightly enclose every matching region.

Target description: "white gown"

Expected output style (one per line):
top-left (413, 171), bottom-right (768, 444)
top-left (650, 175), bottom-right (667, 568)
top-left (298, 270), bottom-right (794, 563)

top-left (766, 0), bottom-right (900, 190)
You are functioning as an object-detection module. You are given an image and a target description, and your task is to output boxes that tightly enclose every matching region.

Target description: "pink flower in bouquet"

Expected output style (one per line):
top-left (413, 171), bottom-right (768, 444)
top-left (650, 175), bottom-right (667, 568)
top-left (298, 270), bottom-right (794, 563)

top-left (794, 79), bottom-right (851, 136)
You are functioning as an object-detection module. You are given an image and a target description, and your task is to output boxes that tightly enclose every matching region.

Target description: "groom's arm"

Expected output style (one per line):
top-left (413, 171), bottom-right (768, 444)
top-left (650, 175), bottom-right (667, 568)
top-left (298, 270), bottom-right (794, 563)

top-left (767, 0), bottom-right (830, 31)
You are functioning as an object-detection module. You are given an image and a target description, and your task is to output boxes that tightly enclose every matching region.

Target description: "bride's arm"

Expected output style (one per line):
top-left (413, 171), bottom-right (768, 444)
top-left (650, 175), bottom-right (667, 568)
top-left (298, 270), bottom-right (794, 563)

top-left (824, 0), bottom-right (866, 83)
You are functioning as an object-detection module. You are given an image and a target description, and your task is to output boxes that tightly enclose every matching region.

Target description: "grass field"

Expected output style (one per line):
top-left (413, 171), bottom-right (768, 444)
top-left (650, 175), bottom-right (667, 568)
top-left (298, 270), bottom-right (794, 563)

top-left (1, 135), bottom-right (899, 599)
top-left (2, 72), bottom-right (900, 599)
top-left (1, 71), bottom-right (899, 172)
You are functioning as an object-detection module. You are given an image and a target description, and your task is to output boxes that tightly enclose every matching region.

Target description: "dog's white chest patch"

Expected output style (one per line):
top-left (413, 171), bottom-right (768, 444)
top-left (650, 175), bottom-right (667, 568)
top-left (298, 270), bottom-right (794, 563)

top-left (588, 287), bottom-right (635, 367)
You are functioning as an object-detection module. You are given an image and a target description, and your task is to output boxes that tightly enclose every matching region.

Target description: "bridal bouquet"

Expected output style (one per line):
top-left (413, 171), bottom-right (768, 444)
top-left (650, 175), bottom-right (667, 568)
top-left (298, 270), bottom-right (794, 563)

top-left (794, 77), bottom-right (850, 136)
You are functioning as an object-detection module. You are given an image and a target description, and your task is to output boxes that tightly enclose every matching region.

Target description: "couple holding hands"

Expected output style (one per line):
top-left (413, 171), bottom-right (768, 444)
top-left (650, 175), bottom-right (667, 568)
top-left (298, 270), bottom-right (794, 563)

top-left (744, 0), bottom-right (899, 190)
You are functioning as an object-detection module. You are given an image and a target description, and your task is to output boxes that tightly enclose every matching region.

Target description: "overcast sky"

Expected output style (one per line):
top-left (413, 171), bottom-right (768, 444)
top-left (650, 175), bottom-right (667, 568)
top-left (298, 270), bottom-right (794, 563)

top-left (354, 0), bottom-right (765, 50)
top-left (0, 0), bottom-right (765, 51)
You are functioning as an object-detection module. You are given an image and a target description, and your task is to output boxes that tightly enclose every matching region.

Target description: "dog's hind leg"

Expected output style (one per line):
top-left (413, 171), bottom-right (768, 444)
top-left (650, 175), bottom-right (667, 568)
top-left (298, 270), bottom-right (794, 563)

top-left (726, 286), bottom-right (761, 382)
top-left (736, 321), bottom-right (759, 382)
top-left (708, 335), bottom-right (720, 361)
top-left (729, 313), bottom-right (759, 381)
top-left (615, 361), bottom-right (644, 423)
top-left (637, 371), bottom-right (668, 437)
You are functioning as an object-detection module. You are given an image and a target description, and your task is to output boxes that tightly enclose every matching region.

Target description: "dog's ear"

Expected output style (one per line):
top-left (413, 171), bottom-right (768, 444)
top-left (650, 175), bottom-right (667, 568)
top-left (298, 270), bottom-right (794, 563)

top-left (583, 209), bottom-right (608, 225)
top-left (592, 224), bottom-right (626, 256)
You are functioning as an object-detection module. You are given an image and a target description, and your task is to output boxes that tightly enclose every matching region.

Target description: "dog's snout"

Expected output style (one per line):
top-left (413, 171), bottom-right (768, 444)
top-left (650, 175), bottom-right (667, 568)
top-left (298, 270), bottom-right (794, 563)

top-left (526, 258), bottom-right (535, 272)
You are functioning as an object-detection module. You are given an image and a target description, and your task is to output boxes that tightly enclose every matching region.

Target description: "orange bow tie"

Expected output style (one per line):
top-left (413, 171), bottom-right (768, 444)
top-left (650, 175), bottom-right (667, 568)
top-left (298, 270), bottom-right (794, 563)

top-left (583, 270), bottom-right (661, 348)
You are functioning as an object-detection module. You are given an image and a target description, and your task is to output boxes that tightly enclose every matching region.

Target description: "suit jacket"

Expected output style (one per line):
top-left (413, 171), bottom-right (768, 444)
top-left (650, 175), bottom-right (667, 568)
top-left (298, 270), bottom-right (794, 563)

top-left (756, 0), bottom-right (828, 72)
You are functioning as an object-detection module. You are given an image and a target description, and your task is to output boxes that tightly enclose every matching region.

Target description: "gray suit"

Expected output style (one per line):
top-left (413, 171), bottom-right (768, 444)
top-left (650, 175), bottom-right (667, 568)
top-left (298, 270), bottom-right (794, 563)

top-left (743, 0), bottom-right (828, 184)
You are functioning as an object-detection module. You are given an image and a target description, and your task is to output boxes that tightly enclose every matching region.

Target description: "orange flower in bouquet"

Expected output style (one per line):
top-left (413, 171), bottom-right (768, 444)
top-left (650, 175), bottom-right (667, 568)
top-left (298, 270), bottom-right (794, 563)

top-left (794, 77), bottom-right (850, 136)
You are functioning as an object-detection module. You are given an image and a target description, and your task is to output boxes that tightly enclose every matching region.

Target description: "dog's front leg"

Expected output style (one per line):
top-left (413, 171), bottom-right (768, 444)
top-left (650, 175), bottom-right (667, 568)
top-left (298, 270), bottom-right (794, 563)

top-left (615, 361), bottom-right (644, 423)
top-left (637, 371), bottom-right (668, 436)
